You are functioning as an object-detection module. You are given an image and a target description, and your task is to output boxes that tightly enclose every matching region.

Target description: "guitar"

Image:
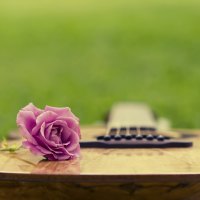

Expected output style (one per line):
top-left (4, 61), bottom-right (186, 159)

top-left (0, 103), bottom-right (200, 200)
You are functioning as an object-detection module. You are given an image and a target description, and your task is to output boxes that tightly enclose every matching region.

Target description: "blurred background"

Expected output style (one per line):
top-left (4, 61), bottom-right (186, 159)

top-left (0, 0), bottom-right (200, 137)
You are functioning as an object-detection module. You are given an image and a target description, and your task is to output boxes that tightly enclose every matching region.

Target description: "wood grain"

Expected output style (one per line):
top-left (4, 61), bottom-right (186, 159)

top-left (1, 126), bottom-right (200, 199)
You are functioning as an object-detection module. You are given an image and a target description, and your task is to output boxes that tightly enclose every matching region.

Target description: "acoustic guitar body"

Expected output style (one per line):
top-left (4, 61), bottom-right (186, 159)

top-left (0, 103), bottom-right (200, 200)
top-left (1, 126), bottom-right (200, 200)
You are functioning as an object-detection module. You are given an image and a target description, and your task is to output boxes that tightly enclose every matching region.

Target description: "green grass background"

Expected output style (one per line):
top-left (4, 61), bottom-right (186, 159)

top-left (0, 0), bottom-right (200, 137)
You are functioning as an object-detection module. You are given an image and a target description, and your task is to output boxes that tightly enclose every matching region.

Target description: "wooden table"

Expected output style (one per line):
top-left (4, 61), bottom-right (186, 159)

top-left (1, 126), bottom-right (200, 200)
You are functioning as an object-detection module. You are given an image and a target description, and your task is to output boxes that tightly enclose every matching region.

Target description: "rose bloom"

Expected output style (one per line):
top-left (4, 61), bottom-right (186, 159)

top-left (16, 103), bottom-right (81, 161)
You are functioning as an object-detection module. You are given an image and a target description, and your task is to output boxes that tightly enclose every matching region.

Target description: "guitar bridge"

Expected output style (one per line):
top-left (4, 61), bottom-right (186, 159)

top-left (80, 103), bottom-right (193, 148)
top-left (80, 127), bottom-right (192, 148)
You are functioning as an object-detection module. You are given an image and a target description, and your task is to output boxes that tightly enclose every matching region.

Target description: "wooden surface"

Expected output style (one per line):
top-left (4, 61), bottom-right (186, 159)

top-left (1, 126), bottom-right (200, 200)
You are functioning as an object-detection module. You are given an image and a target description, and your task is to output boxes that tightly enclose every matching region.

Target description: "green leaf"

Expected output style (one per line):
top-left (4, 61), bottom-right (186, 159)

top-left (0, 138), bottom-right (21, 152)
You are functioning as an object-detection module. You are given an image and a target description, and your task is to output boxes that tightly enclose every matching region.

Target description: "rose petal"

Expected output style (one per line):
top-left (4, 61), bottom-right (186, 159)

top-left (17, 110), bottom-right (36, 133)
top-left (57, 116), bottom-right (81, 138)
top-left (39, 122), bottom-right (66, 147)
top-left (45, 106), bottom-right (79, 121)
top-left (36, 111), bottom-right (58, 126)
top-left (32, 111), bottom-right (58, 135)
top-left (35, 135), bottom-right (65, 154)
top-left (38, 122), bottom-right (59, 148)
top-left (43, 120), bottom-right (73, 144)
top-left (44, 154), bottom-right (57, 161)
top-left (66, 130), bottom-right (80, 152)
top-left (51, 147), bottom-right (77, 160)
top-left (22, 103), bottom-right (42, 117)
top-left (18, 125), bottom-right (38, 145)
top-left (44, 123), bottom-right (54, 140)
top-left (72, 144), bottom-right (80, 155)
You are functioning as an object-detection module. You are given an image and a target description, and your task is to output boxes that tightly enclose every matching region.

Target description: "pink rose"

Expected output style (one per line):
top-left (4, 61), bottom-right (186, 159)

top-left (16, 103), bottom-right (81, 161)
